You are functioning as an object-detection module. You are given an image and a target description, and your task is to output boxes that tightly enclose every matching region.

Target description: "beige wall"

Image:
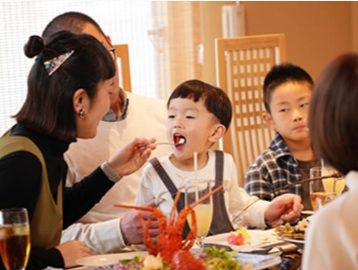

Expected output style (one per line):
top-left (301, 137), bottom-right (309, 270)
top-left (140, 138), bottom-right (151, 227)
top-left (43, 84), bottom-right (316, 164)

top-left (202, 1), bottom-right (354, 83)
top-left (200, 1), bottom-right (232, 85)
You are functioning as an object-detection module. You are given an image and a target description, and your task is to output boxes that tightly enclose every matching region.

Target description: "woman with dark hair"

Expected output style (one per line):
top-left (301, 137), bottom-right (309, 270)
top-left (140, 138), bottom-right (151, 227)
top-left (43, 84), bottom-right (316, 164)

top-left (0, 31), bottom-right (156, 270)
top-left (302, 53), bottom-right (358, 269)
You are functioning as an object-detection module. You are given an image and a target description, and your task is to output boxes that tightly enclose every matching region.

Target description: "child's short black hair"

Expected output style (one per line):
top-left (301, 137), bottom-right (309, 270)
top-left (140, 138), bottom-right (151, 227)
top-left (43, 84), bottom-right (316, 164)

top-left (263, 63), bottom-right (314, 113)
top-left (167, 79), bottom-right (232, 130)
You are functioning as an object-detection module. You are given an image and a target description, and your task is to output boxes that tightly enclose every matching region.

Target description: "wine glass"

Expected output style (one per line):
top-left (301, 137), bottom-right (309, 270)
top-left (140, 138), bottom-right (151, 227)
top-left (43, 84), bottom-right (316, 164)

top-left (309, 167), bottom-right (337, 211)
top-left (185, 179), bottom-right (213, 248)
top-left (0, 208), bottom-right (31, 270)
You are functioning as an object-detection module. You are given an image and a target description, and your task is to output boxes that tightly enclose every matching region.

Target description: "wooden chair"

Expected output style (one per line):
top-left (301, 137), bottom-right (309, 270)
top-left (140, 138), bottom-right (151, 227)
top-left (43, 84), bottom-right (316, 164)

top-left (114, 44), bottom-right (132, 92)
top-left (215, 34), bottom-right (286, 187)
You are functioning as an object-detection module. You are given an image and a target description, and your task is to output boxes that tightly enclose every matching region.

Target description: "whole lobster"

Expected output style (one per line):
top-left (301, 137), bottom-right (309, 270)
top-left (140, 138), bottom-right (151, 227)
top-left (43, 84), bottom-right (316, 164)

top-left (114, 185), bottom-right (223, 269)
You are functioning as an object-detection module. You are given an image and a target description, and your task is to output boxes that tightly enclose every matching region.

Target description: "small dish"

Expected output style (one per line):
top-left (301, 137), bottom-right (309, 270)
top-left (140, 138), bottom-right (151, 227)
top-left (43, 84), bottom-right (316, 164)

top-left (301, 210), bottom-right (314, 216)
top-left (204, 229), bottom-right (284, 253)
top-left (277, 236), bottom-right (305, 249)
top-left (76, 252), bottom-right (147, 267)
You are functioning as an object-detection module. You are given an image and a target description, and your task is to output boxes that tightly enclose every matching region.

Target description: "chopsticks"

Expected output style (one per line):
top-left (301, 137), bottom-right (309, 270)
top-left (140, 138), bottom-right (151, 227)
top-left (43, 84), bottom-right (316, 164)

top-left (272, 172), bottom-right (341, 194)
top-left (232, 172), bottom-right (341, 224)
top-left (114, 185), bottom-right (223, 211)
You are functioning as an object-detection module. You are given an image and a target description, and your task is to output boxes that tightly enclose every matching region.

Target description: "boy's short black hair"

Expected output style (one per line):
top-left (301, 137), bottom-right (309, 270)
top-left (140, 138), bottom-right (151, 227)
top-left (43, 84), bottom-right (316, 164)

top-left (263, 63), bottom-right (314, 113)
top-left (167, 79), bottom-right (232, 130)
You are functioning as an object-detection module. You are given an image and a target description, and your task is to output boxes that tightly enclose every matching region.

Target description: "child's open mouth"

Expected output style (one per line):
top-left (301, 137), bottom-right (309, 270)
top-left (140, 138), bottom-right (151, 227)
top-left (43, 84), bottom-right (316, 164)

top-left (173, 133), bottom-right (186, 147)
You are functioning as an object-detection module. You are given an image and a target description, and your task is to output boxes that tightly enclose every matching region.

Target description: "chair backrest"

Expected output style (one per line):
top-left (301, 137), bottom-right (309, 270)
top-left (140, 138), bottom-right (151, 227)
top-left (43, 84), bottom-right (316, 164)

top-left (215, 34), bottom-right (286, 187)
top-left (114, 44), bottom-right (132, 92)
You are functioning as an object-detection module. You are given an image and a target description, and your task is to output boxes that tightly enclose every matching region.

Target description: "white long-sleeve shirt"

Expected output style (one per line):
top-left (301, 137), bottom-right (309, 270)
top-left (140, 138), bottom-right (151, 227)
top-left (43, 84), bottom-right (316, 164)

top-left (136, 150), bottom-right (270, 229)
top-left (302, 171), bottom-right (358, 270)
top-left (61, 92), bottom-right (170, 254)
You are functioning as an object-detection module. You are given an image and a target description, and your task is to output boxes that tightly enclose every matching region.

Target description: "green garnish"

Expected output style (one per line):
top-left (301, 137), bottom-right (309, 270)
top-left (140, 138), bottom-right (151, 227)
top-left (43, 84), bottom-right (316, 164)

top-left (284, 222), bottom-right (292, 230)
top-left (119, 256), bottom-right (140, 264)
top-left (204, 247), bottom-right (242, 270)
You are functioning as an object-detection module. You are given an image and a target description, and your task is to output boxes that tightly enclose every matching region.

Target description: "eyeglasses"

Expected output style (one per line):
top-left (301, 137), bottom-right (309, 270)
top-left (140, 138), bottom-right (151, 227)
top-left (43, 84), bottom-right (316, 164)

top-left (108, 47), bottom-right (116, 61)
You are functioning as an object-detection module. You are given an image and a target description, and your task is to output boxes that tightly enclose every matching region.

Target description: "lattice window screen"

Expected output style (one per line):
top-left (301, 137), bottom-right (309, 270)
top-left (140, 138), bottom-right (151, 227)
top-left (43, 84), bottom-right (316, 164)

top-left (216, 34), bottom-right (286, 186)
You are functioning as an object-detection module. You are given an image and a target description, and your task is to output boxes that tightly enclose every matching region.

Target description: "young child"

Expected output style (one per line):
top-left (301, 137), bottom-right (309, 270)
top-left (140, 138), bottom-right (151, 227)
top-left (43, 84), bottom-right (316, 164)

top-left (136, 79), bottom-right (302, 234)
top-left (244, 63), bottom-right (318, 211)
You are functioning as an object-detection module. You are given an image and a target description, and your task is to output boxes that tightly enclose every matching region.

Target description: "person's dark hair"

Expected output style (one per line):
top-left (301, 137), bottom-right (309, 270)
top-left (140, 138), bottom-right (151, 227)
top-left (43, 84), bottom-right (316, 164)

top-left (15, 31), bottom-right (115, 141)
top-left (263, 63), bottom-right (314, 113)
top-left (167, 79), bottom-right (232, 130)
top-left (42, 12), bottom-right (106, 41)
top-left (309, 53), bottom-right (358, 175)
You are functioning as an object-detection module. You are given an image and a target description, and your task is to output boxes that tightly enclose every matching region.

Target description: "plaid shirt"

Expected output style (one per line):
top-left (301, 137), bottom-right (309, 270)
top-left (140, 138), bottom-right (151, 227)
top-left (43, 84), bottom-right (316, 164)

top-left (244, 133), bottom-right (302, 200)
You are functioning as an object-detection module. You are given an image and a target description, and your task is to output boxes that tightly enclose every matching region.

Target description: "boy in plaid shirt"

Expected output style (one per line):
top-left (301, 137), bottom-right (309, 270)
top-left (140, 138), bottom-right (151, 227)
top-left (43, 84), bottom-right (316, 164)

top-left (244, 63), bottom-right (318, 210)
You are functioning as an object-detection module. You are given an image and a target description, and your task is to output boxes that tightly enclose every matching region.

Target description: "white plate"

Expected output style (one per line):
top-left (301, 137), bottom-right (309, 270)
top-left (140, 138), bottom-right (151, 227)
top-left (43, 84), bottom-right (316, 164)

top-left (75, 252), bottom-right (147, 267)
top-left (234, 253), bottom-right (281, 270)
top-left (279, 237), bottom-right (305, 248)
top-left (75, 250), bottom-right (280, 270)
top-left (301, 210), bottom-right (314, 216)
top-left (203, 229), bottom-right (284, 252)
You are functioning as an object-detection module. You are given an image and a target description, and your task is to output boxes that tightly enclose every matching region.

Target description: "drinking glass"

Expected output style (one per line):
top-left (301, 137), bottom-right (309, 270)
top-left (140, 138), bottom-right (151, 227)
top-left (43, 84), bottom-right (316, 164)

top-left (185, 179), bottom-right (213, 248)
top-left (335, 176), bottom-right (346, 196)
top-left (310, 167), bottom-right (338, 211)
top-left (0, 208), bottom-right (31, 270)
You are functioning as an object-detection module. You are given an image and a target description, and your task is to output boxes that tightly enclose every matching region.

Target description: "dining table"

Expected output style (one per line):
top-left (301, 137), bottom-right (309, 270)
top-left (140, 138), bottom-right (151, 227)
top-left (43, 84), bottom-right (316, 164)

top-left (58, 226), bottom-right (307, 270)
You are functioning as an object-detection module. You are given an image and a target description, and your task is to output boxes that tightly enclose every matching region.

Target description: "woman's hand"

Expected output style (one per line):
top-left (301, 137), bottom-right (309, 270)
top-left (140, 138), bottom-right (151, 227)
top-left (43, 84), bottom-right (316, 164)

top-left (56, 240), bottom-right (89, 268)
top-left (108, 137), bottom-right (156, 176)
top-left (264, 194), bottom-right (303, 227)
top-left (120, 201), bottom-right (160, 245)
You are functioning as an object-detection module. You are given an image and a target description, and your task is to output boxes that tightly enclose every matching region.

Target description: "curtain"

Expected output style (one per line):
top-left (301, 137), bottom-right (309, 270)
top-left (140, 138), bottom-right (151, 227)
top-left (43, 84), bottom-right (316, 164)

top-left (150, 1), bottom-right (203, 100)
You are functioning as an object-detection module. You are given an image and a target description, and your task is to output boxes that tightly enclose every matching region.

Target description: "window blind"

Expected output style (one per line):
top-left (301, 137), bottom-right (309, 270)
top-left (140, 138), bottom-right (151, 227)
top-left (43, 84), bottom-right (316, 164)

top-left (0, 0), bottom-right (202, 135)
top-left (0, 0), bottom-right (158, 135)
